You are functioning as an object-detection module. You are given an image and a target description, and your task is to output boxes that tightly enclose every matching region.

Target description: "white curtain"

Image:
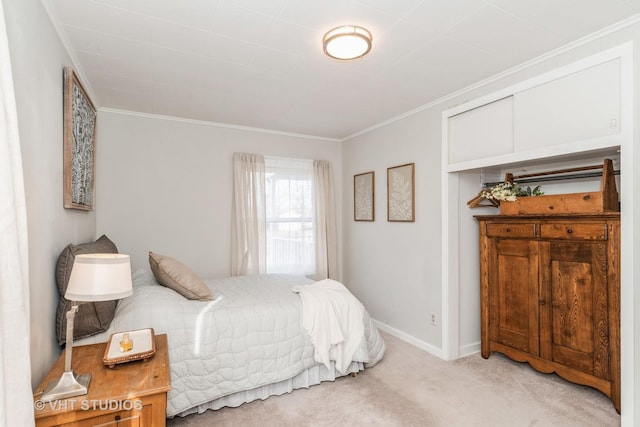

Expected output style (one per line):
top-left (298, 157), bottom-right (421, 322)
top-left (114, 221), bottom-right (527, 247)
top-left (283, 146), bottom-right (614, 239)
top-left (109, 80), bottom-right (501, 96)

top-left (231, 153), bottom-right (266, 276)
top-left (313, 160), bottom-right (338, 280)
top-left (0, 1), bottom-right (34, 425)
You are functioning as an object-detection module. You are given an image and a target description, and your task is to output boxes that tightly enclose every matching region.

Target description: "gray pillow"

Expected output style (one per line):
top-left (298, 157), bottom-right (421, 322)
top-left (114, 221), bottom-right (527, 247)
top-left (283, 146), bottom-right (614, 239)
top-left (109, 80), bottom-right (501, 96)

top-left (55, 235), bottom-right (119, 346)
top-left (149, 252), bottom-right (213, 300)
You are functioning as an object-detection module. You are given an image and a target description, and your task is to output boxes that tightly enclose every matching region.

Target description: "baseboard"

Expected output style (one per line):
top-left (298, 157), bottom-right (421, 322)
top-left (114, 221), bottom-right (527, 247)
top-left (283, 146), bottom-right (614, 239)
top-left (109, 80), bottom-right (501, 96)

top-left (371, 319), bottom-right (444, 359)
top-left (371, 319), bottom-right (482, 360)
top-left (459, 341), bottom-right (481, 357)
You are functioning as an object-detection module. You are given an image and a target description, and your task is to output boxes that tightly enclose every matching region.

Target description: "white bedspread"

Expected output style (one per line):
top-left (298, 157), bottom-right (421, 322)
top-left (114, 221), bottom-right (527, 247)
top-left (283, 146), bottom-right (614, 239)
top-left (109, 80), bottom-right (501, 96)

top-left (293, 279), bottom-right (364, 373)
top-left (76, 270), bottom-right (385, 417)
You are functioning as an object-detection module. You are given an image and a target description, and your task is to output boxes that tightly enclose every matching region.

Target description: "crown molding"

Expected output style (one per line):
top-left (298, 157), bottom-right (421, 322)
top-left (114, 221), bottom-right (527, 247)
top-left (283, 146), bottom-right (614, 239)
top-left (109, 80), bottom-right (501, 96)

top-left (98, 108), bottom-right (342, 142)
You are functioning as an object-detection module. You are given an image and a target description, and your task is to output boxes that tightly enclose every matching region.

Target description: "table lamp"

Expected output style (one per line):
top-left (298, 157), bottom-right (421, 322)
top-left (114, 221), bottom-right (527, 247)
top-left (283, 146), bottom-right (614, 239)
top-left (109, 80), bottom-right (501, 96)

top-left (40, 253), bottom-right (133, 401)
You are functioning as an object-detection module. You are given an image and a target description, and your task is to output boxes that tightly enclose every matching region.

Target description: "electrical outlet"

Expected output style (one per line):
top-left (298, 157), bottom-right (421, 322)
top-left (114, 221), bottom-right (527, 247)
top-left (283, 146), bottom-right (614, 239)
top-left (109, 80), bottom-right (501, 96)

top-left (430, 313), bottom-right (437, 326)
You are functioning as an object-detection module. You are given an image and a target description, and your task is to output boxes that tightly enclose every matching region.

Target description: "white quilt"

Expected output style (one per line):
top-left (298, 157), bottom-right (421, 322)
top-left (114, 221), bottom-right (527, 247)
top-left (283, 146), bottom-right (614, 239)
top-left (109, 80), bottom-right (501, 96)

top-left (76, 270), bottom-right (385, 417)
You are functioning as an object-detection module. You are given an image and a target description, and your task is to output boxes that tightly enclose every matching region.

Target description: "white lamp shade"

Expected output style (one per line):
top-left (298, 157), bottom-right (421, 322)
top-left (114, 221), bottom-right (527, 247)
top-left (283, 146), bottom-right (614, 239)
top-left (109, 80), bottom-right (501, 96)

top-left (65, 254), bottom-right (133, 301)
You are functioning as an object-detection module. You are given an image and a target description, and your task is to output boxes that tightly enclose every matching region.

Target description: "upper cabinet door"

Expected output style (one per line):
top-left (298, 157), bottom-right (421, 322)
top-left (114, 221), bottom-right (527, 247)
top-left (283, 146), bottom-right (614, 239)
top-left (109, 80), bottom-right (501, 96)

top-left (513, 59), bottom-right (621, 152)
top-left (448, 96), bottom-right (514, 164)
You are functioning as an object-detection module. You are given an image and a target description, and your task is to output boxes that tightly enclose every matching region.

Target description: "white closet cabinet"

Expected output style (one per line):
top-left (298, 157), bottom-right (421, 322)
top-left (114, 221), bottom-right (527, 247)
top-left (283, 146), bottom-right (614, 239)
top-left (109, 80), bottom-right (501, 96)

top-left (448, 96), bottom-right (513, 164)
top-left (513, 59), bottom-right (621, 152)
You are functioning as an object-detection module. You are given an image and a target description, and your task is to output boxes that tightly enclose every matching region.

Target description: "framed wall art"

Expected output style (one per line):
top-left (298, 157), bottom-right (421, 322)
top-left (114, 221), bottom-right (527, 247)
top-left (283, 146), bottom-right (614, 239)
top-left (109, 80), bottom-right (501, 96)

top-left (354, 171), bottom-right (375, 221)
top-left (387, 163), bottom-right (415, 222)
top-left (63, 67), bottom-right (97, 210)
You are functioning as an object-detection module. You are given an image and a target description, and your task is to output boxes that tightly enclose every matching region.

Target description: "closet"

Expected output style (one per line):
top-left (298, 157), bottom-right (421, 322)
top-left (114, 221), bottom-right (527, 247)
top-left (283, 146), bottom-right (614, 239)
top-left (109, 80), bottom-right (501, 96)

top-left (442, 44), bottom-right (630, 412)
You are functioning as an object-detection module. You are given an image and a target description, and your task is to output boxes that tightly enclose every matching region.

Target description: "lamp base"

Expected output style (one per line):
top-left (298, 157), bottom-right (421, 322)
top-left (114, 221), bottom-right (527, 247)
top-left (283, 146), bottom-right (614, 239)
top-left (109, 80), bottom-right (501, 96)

top-left (40, 370), bottom-right (91, 402)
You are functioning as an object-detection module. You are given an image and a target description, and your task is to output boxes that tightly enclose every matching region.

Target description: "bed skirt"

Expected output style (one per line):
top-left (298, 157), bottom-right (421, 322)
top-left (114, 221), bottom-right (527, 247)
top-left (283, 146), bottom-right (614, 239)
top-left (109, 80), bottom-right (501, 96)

top-left (173, 360), bottom-right (364, 417)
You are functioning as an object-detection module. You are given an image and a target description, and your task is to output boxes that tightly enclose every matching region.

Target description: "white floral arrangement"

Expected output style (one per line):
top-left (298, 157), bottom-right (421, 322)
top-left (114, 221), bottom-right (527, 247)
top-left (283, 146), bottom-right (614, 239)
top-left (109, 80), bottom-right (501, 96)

top-left (480, 182), bottom-right (544, 202)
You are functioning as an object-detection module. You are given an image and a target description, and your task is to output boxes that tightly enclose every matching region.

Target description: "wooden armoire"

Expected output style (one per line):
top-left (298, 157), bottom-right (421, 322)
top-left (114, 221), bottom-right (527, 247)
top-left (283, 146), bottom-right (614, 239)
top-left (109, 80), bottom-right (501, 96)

top-left (476, 213), bottom-right (620, 413)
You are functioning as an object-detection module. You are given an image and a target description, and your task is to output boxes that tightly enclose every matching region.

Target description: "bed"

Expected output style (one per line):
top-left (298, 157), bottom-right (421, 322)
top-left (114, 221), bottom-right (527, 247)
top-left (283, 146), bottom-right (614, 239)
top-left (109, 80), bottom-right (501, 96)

top-left (75, 269), bottom-right (386, 418)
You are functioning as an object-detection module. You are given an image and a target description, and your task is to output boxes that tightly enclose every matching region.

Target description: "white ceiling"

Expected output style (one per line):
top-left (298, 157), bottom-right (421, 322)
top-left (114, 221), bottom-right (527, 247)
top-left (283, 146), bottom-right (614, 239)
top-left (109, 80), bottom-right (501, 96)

top-left (43, 0), bottom-right (640, 140)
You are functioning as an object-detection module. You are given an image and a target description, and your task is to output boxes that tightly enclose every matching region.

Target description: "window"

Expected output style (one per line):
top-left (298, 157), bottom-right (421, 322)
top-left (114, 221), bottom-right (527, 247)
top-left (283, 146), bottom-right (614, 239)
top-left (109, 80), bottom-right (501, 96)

top-left (264, 157), bottom-right (315, 276)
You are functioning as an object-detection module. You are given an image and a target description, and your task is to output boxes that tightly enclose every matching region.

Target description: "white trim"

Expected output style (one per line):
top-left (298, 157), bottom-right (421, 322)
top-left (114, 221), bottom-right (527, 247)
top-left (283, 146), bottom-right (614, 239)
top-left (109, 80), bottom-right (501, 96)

top-left (440, 115), bottom-right (450, 361)
top-left (372, 319), bottom-right (443, 359)
top-left (442, 174), bottom-right (461, 361)
top-left (446, 138), bottom-right (622, 173)
top-left (617, 40), bottom-right (635, 427)
top-left (459, 341), bottom-right (481, 358)
top-left (98, 108), bottom-right (342, 142)
top-left (440, 104), bottom-right (459, 361)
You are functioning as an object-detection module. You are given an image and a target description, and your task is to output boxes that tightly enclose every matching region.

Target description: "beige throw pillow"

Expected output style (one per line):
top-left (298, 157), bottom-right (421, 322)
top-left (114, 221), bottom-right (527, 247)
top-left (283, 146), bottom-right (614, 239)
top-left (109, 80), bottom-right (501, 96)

top-left (149, 252), bottom-right (213, 300)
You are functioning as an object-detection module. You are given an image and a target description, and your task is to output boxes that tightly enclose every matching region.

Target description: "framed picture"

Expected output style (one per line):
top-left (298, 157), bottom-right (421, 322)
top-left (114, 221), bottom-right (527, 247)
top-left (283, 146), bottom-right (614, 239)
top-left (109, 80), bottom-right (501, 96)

top-left (354, 171), bottom-right (375, 221)
top-left (387, 163), bottom-right (415, 222)
top-left (63, 67), bottom-right (97, 210)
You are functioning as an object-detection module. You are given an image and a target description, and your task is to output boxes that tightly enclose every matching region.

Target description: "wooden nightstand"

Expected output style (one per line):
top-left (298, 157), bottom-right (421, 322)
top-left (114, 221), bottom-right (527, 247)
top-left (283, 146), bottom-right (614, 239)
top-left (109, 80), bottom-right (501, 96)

top-left (34, 334), bottom-right (171, 426)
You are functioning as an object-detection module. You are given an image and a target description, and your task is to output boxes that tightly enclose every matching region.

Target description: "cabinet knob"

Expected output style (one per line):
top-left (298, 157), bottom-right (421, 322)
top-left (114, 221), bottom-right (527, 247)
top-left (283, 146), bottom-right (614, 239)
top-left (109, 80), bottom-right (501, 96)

top-left (566, 229), bottom-right (573, 234)
top-left (505, 228), bottom-right (511, 232)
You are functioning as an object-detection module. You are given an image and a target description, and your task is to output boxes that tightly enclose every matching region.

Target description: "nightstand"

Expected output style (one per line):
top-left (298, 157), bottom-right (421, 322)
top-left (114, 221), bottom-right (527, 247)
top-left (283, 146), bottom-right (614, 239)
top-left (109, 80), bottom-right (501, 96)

top-left (34, 334), bottom-right (171, 427)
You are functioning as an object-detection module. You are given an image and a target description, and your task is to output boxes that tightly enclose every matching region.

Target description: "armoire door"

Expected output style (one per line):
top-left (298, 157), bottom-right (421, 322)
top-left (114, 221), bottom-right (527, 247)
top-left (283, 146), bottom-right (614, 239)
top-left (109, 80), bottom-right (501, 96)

top-left (539, 240), bottom-right (610, 381)
top-left (488, 238), bottom-right (539, 355)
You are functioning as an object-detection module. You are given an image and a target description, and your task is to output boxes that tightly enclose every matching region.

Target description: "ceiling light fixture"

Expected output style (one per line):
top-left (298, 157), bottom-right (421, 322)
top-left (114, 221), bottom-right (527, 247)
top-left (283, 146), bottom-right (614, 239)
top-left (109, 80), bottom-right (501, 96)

top-left (323, 25), bottom-right (372, 60)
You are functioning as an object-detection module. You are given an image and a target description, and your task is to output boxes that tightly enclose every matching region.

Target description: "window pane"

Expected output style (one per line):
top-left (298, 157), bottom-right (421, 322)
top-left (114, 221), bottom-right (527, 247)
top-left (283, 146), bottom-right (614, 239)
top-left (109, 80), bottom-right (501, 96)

top-left (266, 221), bottom-right (314, 275)
top-left (265, 157), bottom-right (314, 276)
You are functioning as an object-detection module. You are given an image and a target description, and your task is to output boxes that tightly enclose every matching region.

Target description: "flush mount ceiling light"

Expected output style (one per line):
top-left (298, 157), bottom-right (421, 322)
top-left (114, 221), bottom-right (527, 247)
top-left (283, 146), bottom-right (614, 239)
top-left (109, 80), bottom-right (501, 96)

top-left (323, 25), bottom-right (372, 60)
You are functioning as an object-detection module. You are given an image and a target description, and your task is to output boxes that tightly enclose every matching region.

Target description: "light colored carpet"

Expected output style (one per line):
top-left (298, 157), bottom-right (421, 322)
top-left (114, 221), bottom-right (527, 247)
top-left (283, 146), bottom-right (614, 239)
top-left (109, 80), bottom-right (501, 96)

top-left (167, 331), bottom-right (620, 426)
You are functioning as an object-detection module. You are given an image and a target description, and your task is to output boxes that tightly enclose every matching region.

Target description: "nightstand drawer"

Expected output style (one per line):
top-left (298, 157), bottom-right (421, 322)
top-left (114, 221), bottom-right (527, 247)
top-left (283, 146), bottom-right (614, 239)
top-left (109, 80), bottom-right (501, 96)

top-left (36, 394), bottom-right (161, 427)
top-left (539, 222), bottom-right (607, 240)
top-left (62, 406), bottom-right (149, 427)
top-left (486, 222), bottom-right (536, 238)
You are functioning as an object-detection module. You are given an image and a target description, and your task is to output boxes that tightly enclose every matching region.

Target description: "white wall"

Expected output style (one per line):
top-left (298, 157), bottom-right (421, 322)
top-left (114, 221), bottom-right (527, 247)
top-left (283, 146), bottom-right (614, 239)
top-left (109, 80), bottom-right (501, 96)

top-left (342, 112), bottom-right (443, 354)
top-left (96, 111), bottom-right (342, 278)
top-left (4, 0), bottom-right (97, 387)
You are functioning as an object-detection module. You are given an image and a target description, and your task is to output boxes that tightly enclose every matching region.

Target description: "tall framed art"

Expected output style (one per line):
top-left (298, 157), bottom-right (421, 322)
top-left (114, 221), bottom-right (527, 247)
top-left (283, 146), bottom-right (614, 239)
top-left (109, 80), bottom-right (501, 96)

top-left (354, 171), bottom-right (374, 221)
top-left (387, 163), bottom-right (415, 222)
top-left (63, 67), bottom-right (97, 210)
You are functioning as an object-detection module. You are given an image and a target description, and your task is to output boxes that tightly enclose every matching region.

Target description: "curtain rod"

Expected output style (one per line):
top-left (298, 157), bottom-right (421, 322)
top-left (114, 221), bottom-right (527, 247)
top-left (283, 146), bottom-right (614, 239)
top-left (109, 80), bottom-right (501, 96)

top-left (483, 170), bottom-right (620, 188)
